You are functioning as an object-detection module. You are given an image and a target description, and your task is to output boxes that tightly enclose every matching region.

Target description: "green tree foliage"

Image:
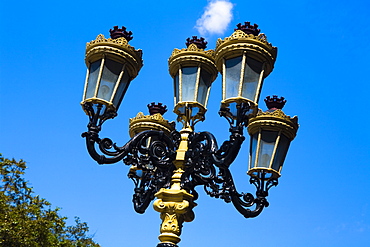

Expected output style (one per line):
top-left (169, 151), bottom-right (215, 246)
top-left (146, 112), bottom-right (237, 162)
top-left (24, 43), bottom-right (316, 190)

top-left (0, 155), bottom-right (100, 246)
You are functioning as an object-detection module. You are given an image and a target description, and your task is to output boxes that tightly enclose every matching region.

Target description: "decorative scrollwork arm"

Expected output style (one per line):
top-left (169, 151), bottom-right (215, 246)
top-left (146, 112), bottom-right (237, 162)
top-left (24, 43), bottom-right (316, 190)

top-left (219, 101), bottom-right (252, 133)
top-left (229, 171), bottom-right (278, 218)
top-left (181, 118), bottom-right (278, 218)
top-left (82, 104), bottom-right (180, 213)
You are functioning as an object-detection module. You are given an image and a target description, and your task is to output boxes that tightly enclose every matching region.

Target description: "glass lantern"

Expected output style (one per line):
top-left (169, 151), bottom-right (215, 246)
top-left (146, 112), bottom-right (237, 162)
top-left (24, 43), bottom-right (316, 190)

top-left (249, 130), bottom-right (292, 179)
top-left (81, 26), bottom-right (143, 119)
top-left (215, 22), bottom-right (277, 118)
top-left (247, 96), bottom-right (298, 179)
top-left (169, 37), bottom-right (217, 128)
top-left (83, 57), bottom-right (132, 116)
top-left (173, 66), bottom-right (213, 106)
top-left (223, 53), bottom-right (264, 103)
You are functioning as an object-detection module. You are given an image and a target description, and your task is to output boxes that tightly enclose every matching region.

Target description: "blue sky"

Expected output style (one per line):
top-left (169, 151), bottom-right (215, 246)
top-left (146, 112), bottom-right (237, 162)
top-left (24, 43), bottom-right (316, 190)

top-left (1, 0), bottom-right (370, 246)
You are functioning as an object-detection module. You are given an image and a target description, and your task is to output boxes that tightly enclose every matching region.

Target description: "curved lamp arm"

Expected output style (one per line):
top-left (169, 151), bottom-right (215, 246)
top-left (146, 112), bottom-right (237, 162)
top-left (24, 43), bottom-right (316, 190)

top-left (183, 130), bottom-right (277, 218)
top-left (81, 102), bottom-right (179, 213)
top-left (181, 102), bottom-right (278, 218)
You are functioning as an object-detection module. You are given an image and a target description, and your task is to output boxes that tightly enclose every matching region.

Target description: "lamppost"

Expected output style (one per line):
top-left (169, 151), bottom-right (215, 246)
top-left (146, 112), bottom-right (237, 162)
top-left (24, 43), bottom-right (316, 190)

top-left (81, 23), bottom-right (299, 247)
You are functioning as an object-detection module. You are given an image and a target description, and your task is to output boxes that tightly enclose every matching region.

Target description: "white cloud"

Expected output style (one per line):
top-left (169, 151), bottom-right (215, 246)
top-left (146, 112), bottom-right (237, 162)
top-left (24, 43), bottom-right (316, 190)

top-left (195, 0), bottom-right (234, 36)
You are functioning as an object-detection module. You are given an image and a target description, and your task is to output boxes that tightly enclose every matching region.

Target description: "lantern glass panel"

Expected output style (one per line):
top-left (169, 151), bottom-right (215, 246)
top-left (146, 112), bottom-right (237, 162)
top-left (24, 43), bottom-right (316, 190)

top-left (112, 68), bottom-right (131, 109)
top-left (92, 103), bottom-right (107, 118)
top-left (249, 132), bottom-right (259, 169)
top-left (190, 106), bottom-right (199, 117)
top-left (241, 57), bottom-right (262, 101)
top-left (181, 67), bottom-right (198, 102)
top-left (225, 56), bottom-right (242, 99)
top-left (225, 101), bottom-right (254, 119)
top-left (257, 130), bottom-right (278, 168)
top-left (197, 69), bottom-right (211, 106)
top-left (98, 59), bottom-right (123, 102)
top-left (272, 134), bottom-right (291, 172)
top-left (177, 105), bottom-right (185, 114)
top-left (85, 60), bottom-right (101, 99)
top-left (174, 74), bottom-right (179, 104)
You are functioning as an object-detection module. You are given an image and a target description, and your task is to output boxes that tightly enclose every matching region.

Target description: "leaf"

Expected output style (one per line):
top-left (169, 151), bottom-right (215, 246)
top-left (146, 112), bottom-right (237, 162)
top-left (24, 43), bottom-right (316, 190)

top-left (0, 154), bottom-right (100, 247)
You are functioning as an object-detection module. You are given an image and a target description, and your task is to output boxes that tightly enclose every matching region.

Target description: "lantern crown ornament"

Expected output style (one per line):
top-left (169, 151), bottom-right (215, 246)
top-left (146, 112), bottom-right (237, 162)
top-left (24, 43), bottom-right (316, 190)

top-left (215, 23), bottom-right (277, 75)
top-left (85, 29), bottom-right (143, 73)
top-left (129, 102), bottom-right (175, 138)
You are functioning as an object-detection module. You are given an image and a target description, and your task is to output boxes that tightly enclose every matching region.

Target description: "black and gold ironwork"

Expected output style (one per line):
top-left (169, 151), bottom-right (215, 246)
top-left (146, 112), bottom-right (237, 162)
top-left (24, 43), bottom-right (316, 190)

top-left (81, 24), bottom-right (298, 247)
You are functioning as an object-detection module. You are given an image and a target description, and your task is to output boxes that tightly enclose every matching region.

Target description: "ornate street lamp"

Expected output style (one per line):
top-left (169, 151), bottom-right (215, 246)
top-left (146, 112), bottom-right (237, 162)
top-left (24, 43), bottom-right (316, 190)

top-left (81, 23), bottom-right (299, 247)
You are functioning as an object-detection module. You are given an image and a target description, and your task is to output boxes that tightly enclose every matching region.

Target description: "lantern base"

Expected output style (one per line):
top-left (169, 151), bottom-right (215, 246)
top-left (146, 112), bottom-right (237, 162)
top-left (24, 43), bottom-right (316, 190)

top-left (248, 168), bottom-right (281, 180)
top-left (220, 97), bottom-right (257, 120)
top-left (174, 102), bottom-right (207, 130)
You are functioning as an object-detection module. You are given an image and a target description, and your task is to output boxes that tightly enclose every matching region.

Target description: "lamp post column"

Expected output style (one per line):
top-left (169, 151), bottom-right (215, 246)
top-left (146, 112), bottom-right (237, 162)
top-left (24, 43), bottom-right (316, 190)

top-left (153, 127), bottom-right (196, 247)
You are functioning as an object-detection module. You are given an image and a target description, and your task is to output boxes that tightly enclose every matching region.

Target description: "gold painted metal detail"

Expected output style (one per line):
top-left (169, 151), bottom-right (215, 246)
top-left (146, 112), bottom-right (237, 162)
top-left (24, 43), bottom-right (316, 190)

top-left (173, 127), bottom-right (192, 166)
top-left (169, 43), bottom-right (217, 84)
top-left (153, 127), bottom-right (195, 246)
top-left (173, 102), bottom-right (206, 131)
top-left (153, 188), bottom-right (195, 246)
top-left (220, 97), bottom-right (258, 118)
top-left (215, 30), bottom-right (277, 78)
top-left (85, 34), bottom-right (143, 79)
top-left (169, 43), bottom-right (217, 95)
top-left (129, 112), bottom-right (176, 138)
top-left (247, 109), bottom-right (298, 140)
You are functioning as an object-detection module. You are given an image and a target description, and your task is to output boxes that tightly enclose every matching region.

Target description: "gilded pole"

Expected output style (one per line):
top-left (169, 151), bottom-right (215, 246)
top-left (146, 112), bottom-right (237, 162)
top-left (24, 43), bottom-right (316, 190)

top-left (153, 126), bottom-right (196, 247)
